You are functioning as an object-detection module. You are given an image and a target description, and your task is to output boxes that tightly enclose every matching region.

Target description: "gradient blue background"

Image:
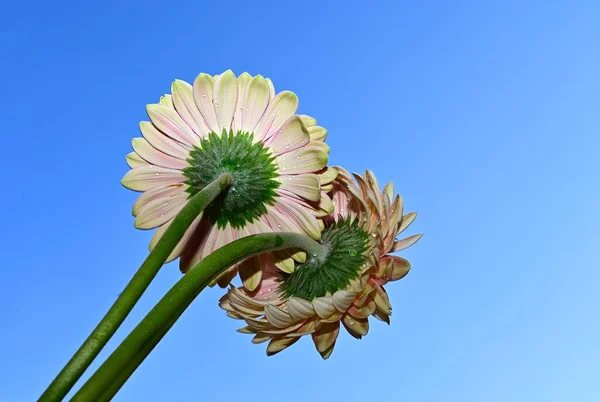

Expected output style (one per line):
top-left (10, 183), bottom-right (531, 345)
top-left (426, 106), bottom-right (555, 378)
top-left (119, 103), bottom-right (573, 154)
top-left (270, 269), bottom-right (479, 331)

top-left (1, 1), bottom-right (598, 401)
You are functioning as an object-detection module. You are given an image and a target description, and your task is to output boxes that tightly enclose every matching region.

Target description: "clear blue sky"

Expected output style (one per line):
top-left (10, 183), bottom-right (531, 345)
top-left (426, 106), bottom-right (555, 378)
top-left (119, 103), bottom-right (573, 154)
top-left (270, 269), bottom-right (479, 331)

top-left (1, 1), bottom-right (598, 401)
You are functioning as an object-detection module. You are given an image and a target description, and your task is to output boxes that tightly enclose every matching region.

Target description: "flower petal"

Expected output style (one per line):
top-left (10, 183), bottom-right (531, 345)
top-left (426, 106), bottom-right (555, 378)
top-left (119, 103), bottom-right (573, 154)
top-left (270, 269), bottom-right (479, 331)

top-left (277, 145), bottom-right (328, 175)
top-left (131, 138), bottom-right (188, 170)
top-left (193, 73), bottom-right (219, 133)
top-left (273, 198), bottom-right (321, 239)
top-left (139, 121), bottom-right (191, 159)
top-left (319, 167), bottom-right (339, 185)
top-left (274, 256), bottom-right (295, 274)
top-left (308, 126), bottom-right (327, 142)
top-left (159, 94), bottom-right (173, 108)
top-left (286, 297), bottom-right (316, 321)
top-left (213, 70), bottom-right (238, 133)
top-left (391, 233), bottom-right (423, 252)
top-left (172, 79), bottom-right (211, 137)
top-left (279, 174), bottom-right (321, 202)
top-left (265, 304), bottom-right (295, 328)
top-left (134, 191), bottom-right (189, 229)
top-left (332, 290), bottom-right (358, 312)
top-left (311, 321), bottom-right (340, 358)
top-left (232, 72), bottom-right (252, 133)
top-left (266, 336), bottom-right (299, 356)
top-left (252, 333), bottom-right (271, 344)
top-left (238, 256), bottom-right (262, 292)
top-left (121, 166), bottom-right (185, 191)
top-left (383, 255), bottom-right (411, 281)
top-left (254, 91), bottom-right (298, 142)
top-left (126, 152), bottom-right (148, 168)
top-left (342, 315), bottom-right (369, 339)
top-left (298, 114), bottom-right (317, 128)
top-left (238, 75), bottom-right (270, 134)
top-left (266, 78), bottom-right (275, 100)
top-left (312, 297), bottom-right (336, 319)
top-left (268, 115), bottom-right (310, 155)
top-left (398, 212), bottom-right (418, 234)
top-left (146, 104), bottom-right (198, 147)
top-left (132, 183), bottom-right (186, 216)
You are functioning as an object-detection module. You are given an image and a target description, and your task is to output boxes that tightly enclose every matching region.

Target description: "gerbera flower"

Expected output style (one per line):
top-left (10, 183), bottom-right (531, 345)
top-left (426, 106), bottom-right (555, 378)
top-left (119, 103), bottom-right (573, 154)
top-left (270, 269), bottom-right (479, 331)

top-left (219, 167), bottom-right (422, 358)
top-left (122, 70), bottom-right (335, 288)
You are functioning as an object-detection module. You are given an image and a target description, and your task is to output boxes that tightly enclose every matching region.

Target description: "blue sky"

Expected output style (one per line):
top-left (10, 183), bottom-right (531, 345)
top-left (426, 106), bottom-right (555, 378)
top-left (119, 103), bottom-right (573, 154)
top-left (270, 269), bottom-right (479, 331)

top-left (1, 1), bottom-right (599, 401)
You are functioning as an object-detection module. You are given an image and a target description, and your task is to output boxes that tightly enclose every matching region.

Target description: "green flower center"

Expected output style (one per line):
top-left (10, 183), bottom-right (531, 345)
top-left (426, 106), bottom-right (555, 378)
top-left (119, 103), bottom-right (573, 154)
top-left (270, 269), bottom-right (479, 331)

top-left (280, 218), bottom-right (370, 300)
top-left (182, 130), bottom-right (280, 229)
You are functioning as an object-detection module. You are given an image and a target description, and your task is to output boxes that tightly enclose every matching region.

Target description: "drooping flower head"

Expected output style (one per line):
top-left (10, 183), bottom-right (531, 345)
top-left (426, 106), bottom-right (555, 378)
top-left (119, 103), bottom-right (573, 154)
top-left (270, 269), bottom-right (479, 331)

top-left (122, 70), bottom-right (335, 287)
top-left (220, 167), bottom-right (422, 358)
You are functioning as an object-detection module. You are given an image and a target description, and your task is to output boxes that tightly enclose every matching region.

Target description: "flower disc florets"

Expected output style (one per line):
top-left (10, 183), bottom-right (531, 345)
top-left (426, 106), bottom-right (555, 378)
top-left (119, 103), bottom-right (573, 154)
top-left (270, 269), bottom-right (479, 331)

top-left (183, 130), bottom-right (279, 229)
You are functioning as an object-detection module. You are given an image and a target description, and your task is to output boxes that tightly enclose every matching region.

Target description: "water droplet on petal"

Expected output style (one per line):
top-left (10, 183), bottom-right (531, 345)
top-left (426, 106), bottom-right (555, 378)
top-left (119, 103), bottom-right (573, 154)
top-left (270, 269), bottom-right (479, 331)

top-left (202, 92), bottom-right (207, 98)
top-left (225, 91), bottom-right (229, 96)
top-left (266, 288), bottom-right (272, 292)
top-left (155, 173), bottom-right (160, 176)
top-left (285, 143), bottom-right (290, 149)
top-left (277, 224), bottom-right (282, 229)
top-left (371, 233), bottom-right (377, 238)
top-left (312, 252), bottom-right (317, 257)
top-left (349, 319), bottom-right (355, 326)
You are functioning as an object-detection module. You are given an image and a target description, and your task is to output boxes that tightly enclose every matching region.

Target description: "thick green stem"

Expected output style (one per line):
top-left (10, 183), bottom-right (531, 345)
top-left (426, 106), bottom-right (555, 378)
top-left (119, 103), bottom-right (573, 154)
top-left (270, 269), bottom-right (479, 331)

top-left (39, 173), bottom-right (233, 402)
top-left (71, 232), bottom-right (328, 401)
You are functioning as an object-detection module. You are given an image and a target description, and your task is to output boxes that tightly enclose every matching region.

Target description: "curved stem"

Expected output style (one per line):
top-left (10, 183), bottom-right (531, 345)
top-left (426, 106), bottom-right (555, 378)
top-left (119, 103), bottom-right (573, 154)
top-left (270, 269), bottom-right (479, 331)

top-left (39, 173), bottom-right (233, 402)
top-left (71, 232), bottom-right (328, 401)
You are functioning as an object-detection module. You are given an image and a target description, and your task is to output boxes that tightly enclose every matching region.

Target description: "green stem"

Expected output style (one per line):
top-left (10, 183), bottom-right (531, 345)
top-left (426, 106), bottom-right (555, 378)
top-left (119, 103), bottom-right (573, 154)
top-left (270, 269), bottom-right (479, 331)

top-left (39, 173), bottom-right (233, 402)
top-left (71, 232), bottom-right (328, 401)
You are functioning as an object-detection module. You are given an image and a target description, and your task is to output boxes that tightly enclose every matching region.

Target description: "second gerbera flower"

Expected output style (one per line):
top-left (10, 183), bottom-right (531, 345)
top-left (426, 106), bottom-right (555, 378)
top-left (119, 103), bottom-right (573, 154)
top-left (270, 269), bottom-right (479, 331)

top-left (122, 70), bottom-right (335, 287)
top-left (219, 167), bottom-right (422, 358)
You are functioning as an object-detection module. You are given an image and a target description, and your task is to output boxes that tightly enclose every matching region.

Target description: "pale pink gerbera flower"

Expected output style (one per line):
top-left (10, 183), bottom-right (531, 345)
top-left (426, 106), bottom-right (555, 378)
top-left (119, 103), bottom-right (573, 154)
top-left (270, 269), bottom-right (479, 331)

top-left (122, 70), bottom-right (335, 288)
top-left (219, 167), bottom-right (422, 358)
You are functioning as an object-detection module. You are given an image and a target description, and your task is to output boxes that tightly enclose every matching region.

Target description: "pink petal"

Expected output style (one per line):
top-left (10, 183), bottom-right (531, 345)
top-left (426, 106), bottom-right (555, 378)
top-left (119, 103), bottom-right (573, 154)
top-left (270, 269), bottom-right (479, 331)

top-left (274, 198), bottom-right (321, 239)
top-left (139, 121), bottom-right (191, 159)
top-left (254, 91), bottom-right (298, 142)
top-left (232, 72), bottom-right (252, 133)
top-left (268, 116), bottom-right (310, 155)
top-left (236, 75), bottom-right (270, 134)
top-left (192, 73), bottom-right (219, 134)
top-left (276, 145), bottom-right (328, 174)
top-left (146, 104), bottom-right (199, 147)
top-left (131, 138), bottom-right (188, 170)
top-left (135, 191), bottom-right (189, 229)
top-left (278, 174), bottom-right (321, 202)
top-left (121, 166), bottom-right (185, 191)
top-left (132, 183), bottom-right (186, 216)
top-left (213, 70), bottom-right (238, 133)
top-left (391, 233), bottom-right (423, 252)
top-left (171, 79), bottom-right (211, 137)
